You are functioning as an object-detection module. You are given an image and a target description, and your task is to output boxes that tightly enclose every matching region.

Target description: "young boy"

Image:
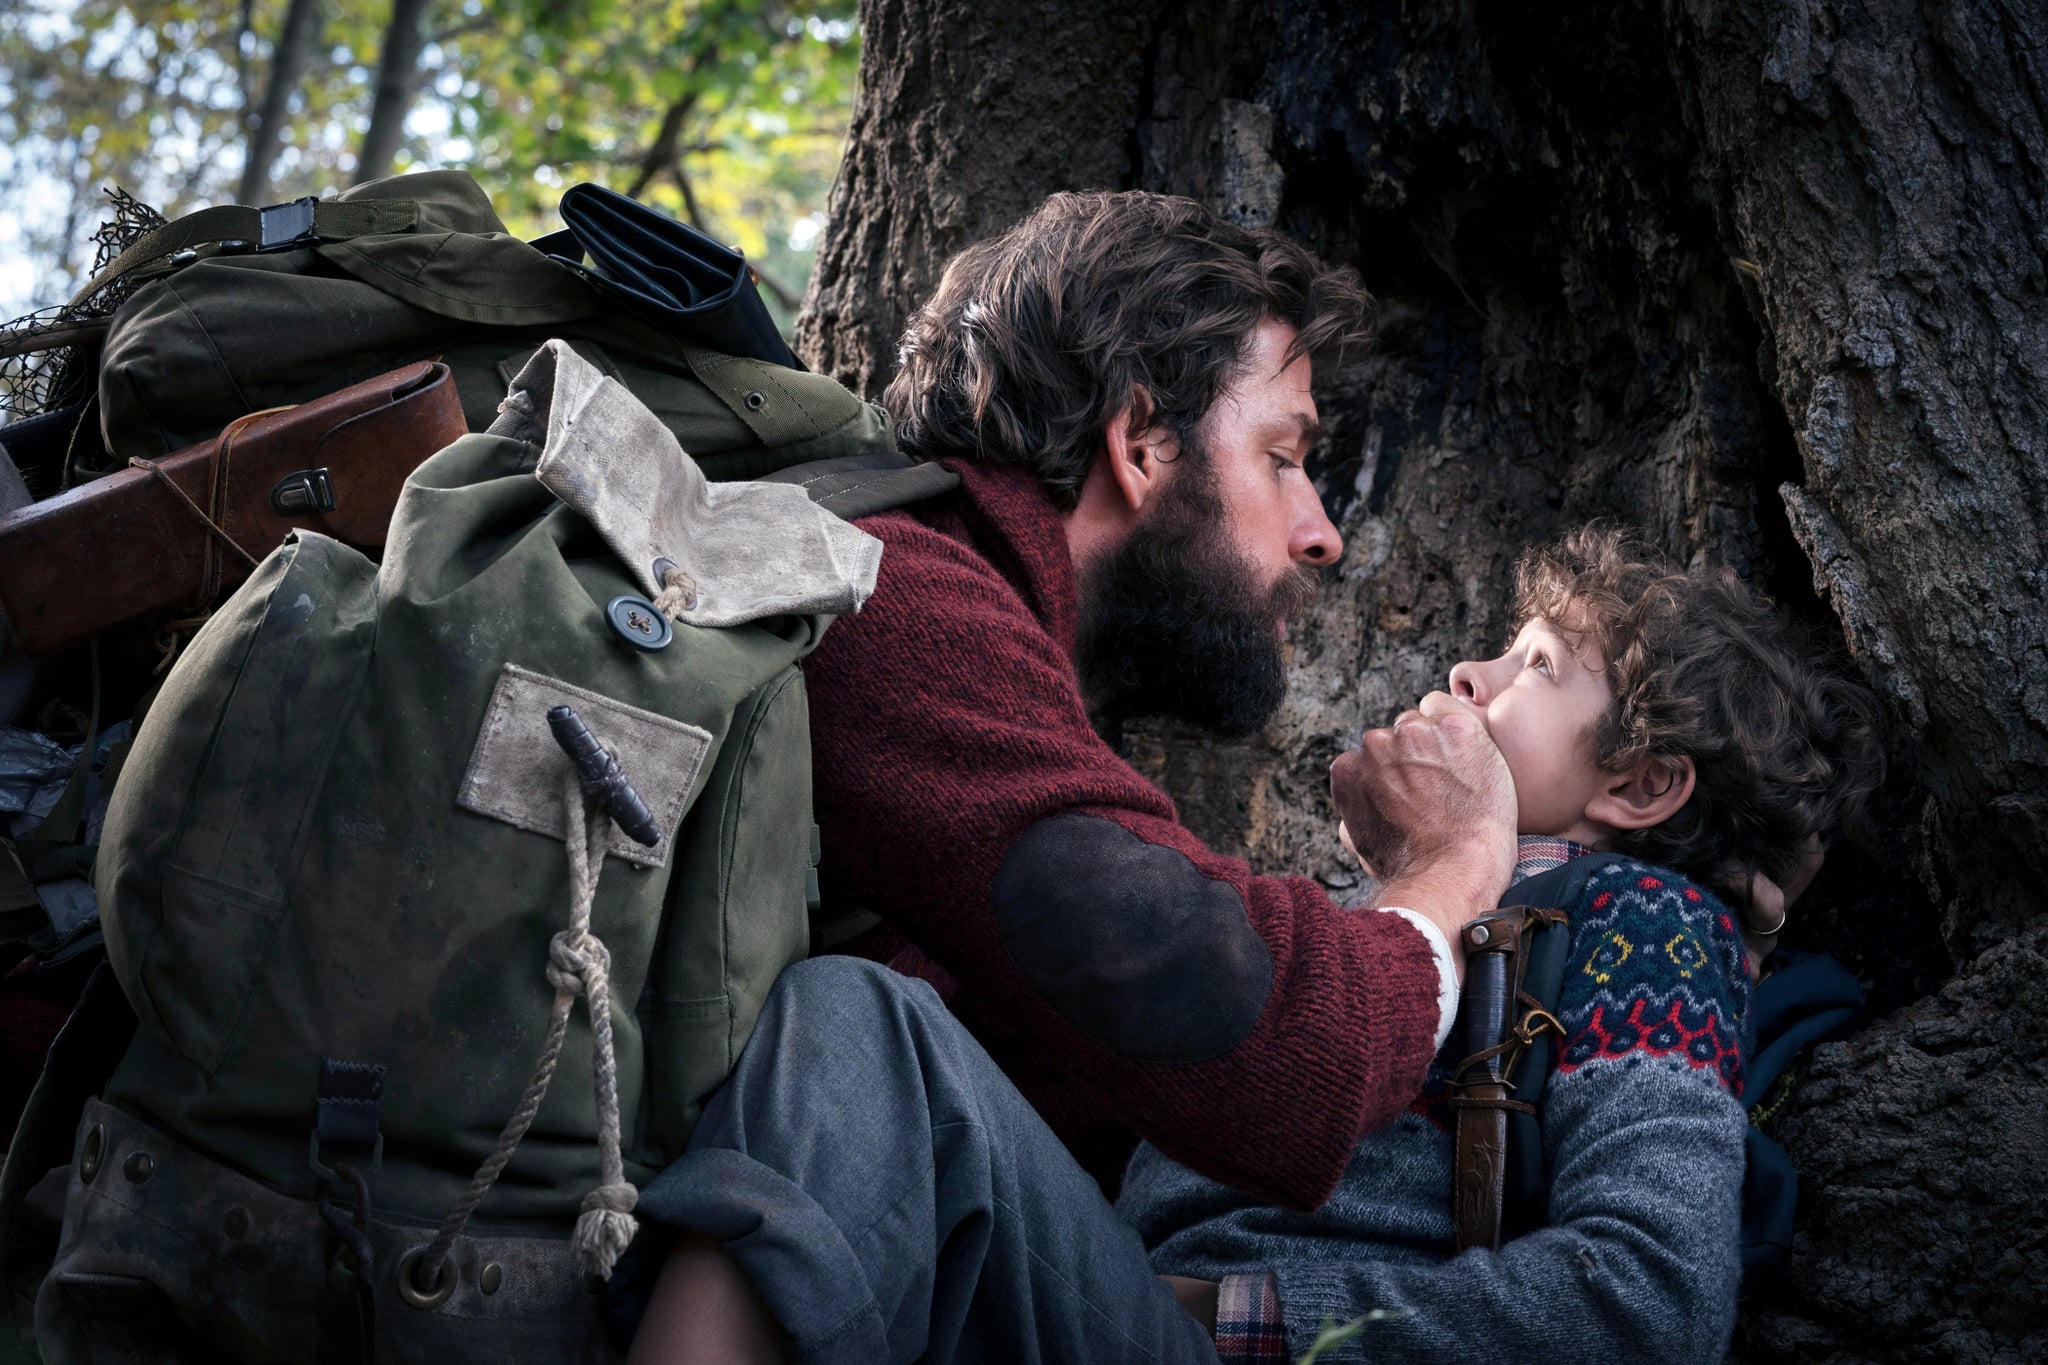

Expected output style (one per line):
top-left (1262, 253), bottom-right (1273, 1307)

top-left (1114, 523), bottom-right (1884, 1363)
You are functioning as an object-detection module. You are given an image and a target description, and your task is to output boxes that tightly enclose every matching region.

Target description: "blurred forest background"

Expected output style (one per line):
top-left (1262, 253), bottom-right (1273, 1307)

top-left (0, 0), bottom-right (859, 332)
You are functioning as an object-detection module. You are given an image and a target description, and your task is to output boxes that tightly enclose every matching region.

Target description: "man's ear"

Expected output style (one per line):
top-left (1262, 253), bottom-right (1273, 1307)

top-left (1100, 385), bottom-right (1175, 515)
top-left (1586, 754), bottom-right (1696, 831)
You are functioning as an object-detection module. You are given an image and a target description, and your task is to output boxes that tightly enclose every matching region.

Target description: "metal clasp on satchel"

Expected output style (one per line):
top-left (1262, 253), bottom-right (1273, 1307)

top-left (272, 467), bottom-right (337, 515)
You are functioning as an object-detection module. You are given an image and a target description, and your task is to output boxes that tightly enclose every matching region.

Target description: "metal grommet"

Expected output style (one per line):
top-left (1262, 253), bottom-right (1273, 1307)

top-left (1468, 923), bottom-right (1491, 947)
top-left (398, 1247), bottom-right (457, 1311)
top-left (744, 391), bottom-right (767, 412)
top-left (605, 595), bottom-right (673, 651)
top-left (223, 1206), bottom-right (251, 1239)
top-left (479, 1262), bottom-right (503, 1296)
top-left (79, 1124), bottom-right (106, 1183)
top-left (123, 1152), bottom-right (154, 1184)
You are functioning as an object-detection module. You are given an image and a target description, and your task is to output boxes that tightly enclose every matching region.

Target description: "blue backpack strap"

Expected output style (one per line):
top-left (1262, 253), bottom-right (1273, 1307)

top-left (1737, 949), bottom-right (1863, 1291)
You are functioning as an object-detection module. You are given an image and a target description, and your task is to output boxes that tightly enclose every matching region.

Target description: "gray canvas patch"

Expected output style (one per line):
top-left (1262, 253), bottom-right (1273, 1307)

top-left (457, 663), bottom-right (711, 868)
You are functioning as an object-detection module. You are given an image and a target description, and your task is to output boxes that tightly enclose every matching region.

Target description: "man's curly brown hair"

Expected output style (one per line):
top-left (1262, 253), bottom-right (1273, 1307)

top-left (883, 191), bottom-right (1377, 506)
top-left (1514, 524), bottom-right (1885, 904)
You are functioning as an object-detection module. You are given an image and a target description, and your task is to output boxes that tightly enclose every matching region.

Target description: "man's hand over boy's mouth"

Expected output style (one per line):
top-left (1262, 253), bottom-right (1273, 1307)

top-left (1330, 690), bottom-right (1518, 954)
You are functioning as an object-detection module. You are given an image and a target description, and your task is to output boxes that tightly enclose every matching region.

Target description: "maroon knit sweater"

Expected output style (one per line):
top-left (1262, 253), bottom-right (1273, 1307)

top-left (803, 456), bottom-right (1442, 1211)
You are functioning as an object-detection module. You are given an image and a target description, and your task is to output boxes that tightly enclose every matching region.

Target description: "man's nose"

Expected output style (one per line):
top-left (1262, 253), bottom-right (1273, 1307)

top-left (1289, 487), bottom-right (1343, 565)
top-left (1449, 658), bottom-right (1488, 704)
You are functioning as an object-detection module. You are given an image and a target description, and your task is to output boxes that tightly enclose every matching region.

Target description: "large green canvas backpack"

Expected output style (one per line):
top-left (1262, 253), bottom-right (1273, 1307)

top-left (29, 167), bottom-right (891, 481)
top-left (31, 341), bottom-right (944, 1363)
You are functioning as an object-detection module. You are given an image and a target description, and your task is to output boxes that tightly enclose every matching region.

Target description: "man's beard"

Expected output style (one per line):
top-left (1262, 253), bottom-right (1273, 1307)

top-left (1075, 447), bottom-right (1323, 740)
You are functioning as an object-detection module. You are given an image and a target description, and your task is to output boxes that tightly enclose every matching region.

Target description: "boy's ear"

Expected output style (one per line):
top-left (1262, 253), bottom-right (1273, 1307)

top-left (1587, 754), bottom-right (1696, 831)
top-left (1101, 384), bottom-right (1175, 514)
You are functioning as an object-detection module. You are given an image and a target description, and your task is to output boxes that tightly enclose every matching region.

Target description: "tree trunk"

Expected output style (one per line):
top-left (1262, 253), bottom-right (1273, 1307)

top-left (236, 0), bottom-right (321, 203)
top-left (352, 0), bottom-right (433, 187)
top-left (795, 0), bottom-right (1174, 394)
top-left (801, 0), bottom-right (2048, 1358)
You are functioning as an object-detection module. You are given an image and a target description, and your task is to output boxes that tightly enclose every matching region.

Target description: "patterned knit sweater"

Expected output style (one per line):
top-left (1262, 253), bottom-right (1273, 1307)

top-left (1116, 841), bottom-right (1753, 1364)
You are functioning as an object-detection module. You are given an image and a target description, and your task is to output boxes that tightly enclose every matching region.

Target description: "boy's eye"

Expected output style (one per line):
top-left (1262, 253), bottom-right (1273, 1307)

top-left (1531, 651), bottom-right (1553, 677)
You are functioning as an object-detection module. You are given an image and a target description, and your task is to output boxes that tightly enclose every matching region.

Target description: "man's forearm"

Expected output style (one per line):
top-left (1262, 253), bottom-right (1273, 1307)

top-left (1370, 860), bottom-right (1508, 987)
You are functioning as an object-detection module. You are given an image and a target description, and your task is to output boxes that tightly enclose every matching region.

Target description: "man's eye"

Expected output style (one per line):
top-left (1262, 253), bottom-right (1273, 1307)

top-left (1271, 454), bottom-right (1299, 474)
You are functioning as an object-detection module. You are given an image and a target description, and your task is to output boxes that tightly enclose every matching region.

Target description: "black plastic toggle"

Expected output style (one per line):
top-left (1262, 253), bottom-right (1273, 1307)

top-left (547, 704), bottom-right (661, 846)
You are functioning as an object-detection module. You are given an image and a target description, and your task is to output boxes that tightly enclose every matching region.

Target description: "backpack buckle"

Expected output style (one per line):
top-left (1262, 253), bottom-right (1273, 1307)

top-left (309, 1127), bottom-right (384, 1183)
top-left (258, 196), bottom-right (320, 251)
top-left (309, 1057), bottom-right (386, 1180)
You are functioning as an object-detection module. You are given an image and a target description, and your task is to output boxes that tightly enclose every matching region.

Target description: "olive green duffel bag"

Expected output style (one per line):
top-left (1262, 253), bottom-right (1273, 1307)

top-left (33, 342), bottom-right (948, 1364)
top-left (83, 167), bottom-right (890, 478)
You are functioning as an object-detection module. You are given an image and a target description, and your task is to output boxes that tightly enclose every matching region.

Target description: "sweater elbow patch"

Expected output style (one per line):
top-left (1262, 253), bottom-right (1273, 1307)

top-left (994, 813), bottom-right (1275, 1064)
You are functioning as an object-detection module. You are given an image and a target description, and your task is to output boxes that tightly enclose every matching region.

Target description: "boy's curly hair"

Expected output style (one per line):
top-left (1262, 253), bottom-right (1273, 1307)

top-left (1514, 524), bottom-right (1885, 904)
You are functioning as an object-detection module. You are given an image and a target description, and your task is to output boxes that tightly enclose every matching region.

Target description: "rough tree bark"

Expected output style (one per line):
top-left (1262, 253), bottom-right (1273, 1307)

top-left (798, 0), bottom-right (1174, 393)
top-left (800, 1), bottom-right (2048, 1360)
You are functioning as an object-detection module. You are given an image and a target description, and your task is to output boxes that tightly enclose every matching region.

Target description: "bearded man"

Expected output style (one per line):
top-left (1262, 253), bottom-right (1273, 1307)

top-left (789, 190), bottom-right (1517, 1210)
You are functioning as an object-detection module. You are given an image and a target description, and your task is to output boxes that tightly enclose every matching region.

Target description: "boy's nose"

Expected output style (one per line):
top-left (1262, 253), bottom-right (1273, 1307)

top-left (1448, 658), bottom-right (1487, 704)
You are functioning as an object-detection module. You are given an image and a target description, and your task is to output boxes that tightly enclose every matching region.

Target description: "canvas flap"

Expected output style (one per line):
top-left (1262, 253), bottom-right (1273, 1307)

top-left (315, 171), bottom-right (601, 328)
top-left (506, 339), bottom-right (881, 626)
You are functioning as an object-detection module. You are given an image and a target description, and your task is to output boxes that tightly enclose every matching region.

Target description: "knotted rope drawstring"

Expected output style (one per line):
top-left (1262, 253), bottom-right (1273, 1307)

top-left (316, 1162), bottom-right (377, 1274)
top-left (653, 562), bottom-right (698, 620)
top-left (560, 780), bottom-right (640, 1277)
top-left (412, 774), bottom-right (638, 1293)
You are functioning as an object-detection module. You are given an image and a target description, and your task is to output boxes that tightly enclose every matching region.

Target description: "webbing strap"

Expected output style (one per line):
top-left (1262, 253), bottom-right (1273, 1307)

top-left (314, 1058), bottom-right (386, 1157)
top-left (68, 198), bottom-right (419, 308)
top-left (759, 451), bottom-right (962, 521)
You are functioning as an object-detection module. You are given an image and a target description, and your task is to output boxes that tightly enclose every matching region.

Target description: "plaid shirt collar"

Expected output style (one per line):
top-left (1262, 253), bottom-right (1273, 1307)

top-left (1512, 835), bottom-right (1594, 886)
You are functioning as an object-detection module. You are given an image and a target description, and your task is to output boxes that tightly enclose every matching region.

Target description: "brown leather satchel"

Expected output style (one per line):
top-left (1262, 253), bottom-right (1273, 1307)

top-left (0, 360), bottom-right (464, 656)
top-left (1448, 903), bottom-right (1569, 1253)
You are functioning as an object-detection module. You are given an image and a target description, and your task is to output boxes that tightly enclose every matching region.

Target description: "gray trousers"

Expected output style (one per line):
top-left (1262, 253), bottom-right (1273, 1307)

top-left (627, 957), bottom-right (1222, 1365)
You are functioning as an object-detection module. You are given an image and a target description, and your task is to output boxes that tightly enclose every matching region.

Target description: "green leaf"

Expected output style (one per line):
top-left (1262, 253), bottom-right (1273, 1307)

top-left (1294, 1309), bottom-right (1409, 1364)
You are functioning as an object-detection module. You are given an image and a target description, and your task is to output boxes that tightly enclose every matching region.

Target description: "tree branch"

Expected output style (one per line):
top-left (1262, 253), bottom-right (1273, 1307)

top-left (750, 258), bottom-right (803, 314)
top-left (669, 157), bottom-right (710, 233)
top-left (235, 0), bottom-right (255, 116)
top-left (623, 0), bottom-right (742, 200)
top-left (352, 0), bottom-right (434, 186)
top-left (237, 0), bottom-right (321, 203)
top-left (428, 13), bottom-right (494, 44)
top-left (627, 95), bottom-right (698, 200)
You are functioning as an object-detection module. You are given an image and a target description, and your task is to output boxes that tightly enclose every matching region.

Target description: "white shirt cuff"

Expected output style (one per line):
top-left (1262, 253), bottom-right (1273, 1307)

top-left (1375, 906), bottom-right (1460, 1052)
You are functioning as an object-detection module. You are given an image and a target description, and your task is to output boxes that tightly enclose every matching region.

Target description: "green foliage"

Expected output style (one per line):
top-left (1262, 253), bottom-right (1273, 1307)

top-left (0, 0), bottom-right (859, 332)
top-left (1294, 1309), bottom-right (1407, 1363)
